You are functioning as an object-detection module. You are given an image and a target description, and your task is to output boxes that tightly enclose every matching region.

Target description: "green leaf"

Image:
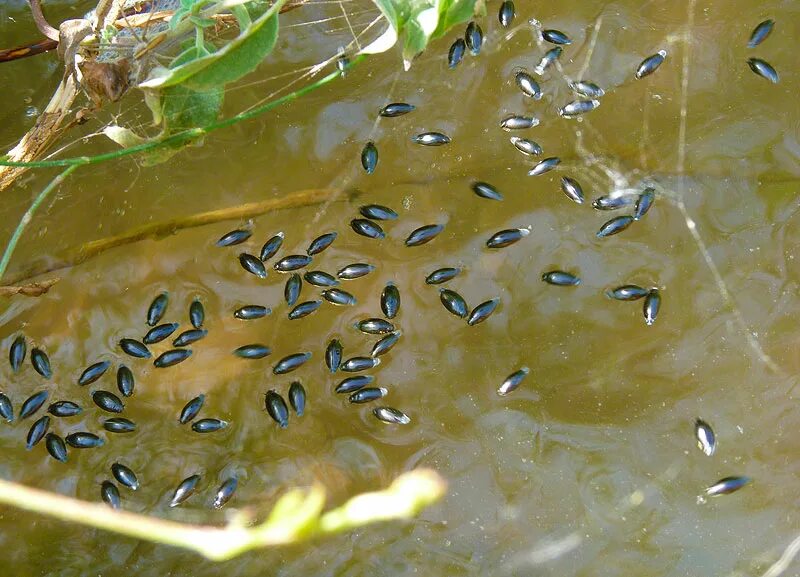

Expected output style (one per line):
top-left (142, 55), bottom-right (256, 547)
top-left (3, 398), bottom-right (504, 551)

top-left (161, 84), bottom-right (224, 134)
top-left (189, 15), bottom-right (217, 28)
top-left (139, 0), bottom-right (284, 91)
top-left (368, 0), bottom-right (485, 68)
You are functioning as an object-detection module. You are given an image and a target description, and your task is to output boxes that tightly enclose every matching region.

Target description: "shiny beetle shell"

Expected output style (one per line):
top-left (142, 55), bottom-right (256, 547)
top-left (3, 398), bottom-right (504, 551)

top-left (634, 188), bottom-right (655, 220)
top-left (405, 224), bottom-right (444, 247)
top-left (467, 299), bottom-right (499, 326)
top-left (592, 194), bottom-right (637, 210)
top-left (361, 141), bottom-right (378, 174)
top-left (379, 102), bottom-right (415, 117)
top-left (372, 331), bottom-right (401, 357)
top-left (260, 232), bottom-right (284, 262)
top-left (234, 344), bottom-right (271, 359)
top-left (265, 390), bottom-right (289, 428)
top-left (351, 219), bottom-right (385, 240)
top-left (559, 99), bottom-right (600, 118)
top-left (119, 338), bottom-right (151, 359)
top-left (596, 215), bottom-right (634, 238)
top-left (747, 57), bottom-right (779, 83)
top-left (103, 418), bottom-right (136, 433)
top-left (440, 288), bottom-right (468, 318)
top-left (335, 375), bottom-right (374, 394)
top-left (216, 229), bottom-right (251, 247)
top-left (191, 418), bottom-right (228, 433)
top-left (337, 263), bottom-right (375, 280)
top-left (112, 463), bottom-right (139, 490)
top-left (26, 415), bottom-right (49, 449)
top-left (307, 232), bottom-right (337, 256)
top-left (9, 335), bottom-right (25, 373)
top-left (373, 406), bottom-right (410, 425)
top-left (45, 433), bottom-right (67, 462)
top-left (154, 349), bottom-right (192, 368)
top-left (426, 267), bottom-right (461, 285)
top-left (635, 50), bottom-right (667, 79)
top-left (92, 390), bottom-right (124, 413)
top-left (170, 474), bottom-right (200, 507)
top-left (342, 356), bottom-right (380, 372)
top-left (381, 282), bottom-right (400, 319)
top-left (173, 329), bottom-right (207, 347)
top-left (510, 137), bottom-right (542, 156)
top-left (360, 204), bottom-right (398, 221)
top-left (606, 285), bottom-right (649, 301)
top-left (288, 300), bottom-right (322, 320)
top-left (448, 38), bottom-right (466, 69)
top-left (274, 254), bottom-right (312, 273)
top-left (349, 387), bottom-right (387, 404)
top-left (20, 390), bottom-right (48, 419)
top-left (705, 476), bottom-right (750, 497)
top-left (65, 431), bottom-right (104, 448)
top-left (695, 418), bottom-right (716, 456)
top-left (498, 367), bottom-right (529, 396)
top-left (465, 21), bottom-right (483, 55)
top-left (147, 293), bottom-right (168, 326)
top-left (528, 157), bottom-right (561, 176)
top-left (234, 305), bottom-right (270, 320)
top-left (412, 132), bottom-right (451, 146)
top-left (143, 323), bottom-right (178, 345)
top-left (542, 29), bottom-right (571, 45)
top-left (239, 253), bottom-right (267, 278)
top-left (289, 381), bottom-right (306, 416)
top-left (325, 339), bottom-right (343, 373)
top-left (212, 477), bottom-right (238, 509)
top-left (542, 271), bottom-right (581, 286)
top-left (189, 299), bottom-right (204, 329)
top-left (515, 71), bottom-right (542, 100)
top-left (180, 394), bottom-right (205, 424)
top-left (534, 47), bottom-right (562, 75)
top-left (571, 80), bottom-right (605, 98)
top-left (748, 19), bottom-right (774, 48)
top-left (48, 400), bottom-right (82, 417)
top-left (356, 318), bottom-right (395, 335)
top-left (643, 289), bottom-right (661, 326)
top-left (304, 271), bottom-right (339, 287)
top-left (116, 365), bottom-right (135, 397)
top-left (284, 273), bottom-right (302, 307)
top-left (273, 352), bottom-right (312, 375)
top-left (486, 228), bottom-right (529, 249)
top-left (472, 181), bottom-right (503, 201)
top-left (0, 393), bottom-right (13, 422)
top-left (498, 0), bottom-right (514, 27)
top-left (500, 115), bottom-right (539, 131)
top-left (101, 481), bottom-right (121, 509)
top-left (322, 288), bottom-right (357, 306)
top-left (560, 176), bottom-right (585, 204)
top-left (30, 348), bottom-right (52, 379)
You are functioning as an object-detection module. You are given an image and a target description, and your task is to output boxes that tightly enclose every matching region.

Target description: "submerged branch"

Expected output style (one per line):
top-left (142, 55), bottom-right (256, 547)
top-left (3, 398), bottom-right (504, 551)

top-left (0, 278), bottom-right (59, 297)
top-left (0, 469), bottom-right (446, 561)
top-left (4, 186), bottom-right (344, 286)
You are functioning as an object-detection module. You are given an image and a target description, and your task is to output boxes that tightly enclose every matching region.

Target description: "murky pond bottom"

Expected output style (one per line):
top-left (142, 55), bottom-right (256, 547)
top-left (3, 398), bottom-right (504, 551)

top-left (0, 0), bottom-right (799, 575)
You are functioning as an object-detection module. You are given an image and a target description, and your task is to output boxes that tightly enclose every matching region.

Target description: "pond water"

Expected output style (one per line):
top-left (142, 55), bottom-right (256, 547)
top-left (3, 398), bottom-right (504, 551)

top-left (0, 0), bottom-right (799, 575)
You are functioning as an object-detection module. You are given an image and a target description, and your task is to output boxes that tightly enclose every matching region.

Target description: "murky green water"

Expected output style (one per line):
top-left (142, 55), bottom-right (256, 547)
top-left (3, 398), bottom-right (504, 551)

top-left (1, 0), bottom-right (799, 575)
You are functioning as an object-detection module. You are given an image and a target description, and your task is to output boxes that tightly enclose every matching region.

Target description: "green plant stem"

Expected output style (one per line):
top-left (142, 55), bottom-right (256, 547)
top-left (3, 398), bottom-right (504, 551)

top-left (0, 469), bottom-right (446, 561)
top-left (0, 165), bottom-right (79, 281)
top-left (0, 55), bottom-right (363, 170)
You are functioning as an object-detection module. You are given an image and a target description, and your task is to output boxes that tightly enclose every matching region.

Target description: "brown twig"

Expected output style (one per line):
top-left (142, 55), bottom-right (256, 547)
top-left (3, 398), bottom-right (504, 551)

top-left (27, 0), bottom-right (59, 41)
top-left (4, 187), bottom-right (346, 286)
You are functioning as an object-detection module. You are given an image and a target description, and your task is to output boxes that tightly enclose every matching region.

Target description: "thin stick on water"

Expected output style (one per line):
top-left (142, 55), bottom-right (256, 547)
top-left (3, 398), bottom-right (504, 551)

top-left (3, 186), bottom-right (341, 286)
top-left (0, 165), bottom-right (79, 282)
top-left (0, 469), bottom-right (446, 562)
top-left (671, 0), bottom-right (781, 374)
